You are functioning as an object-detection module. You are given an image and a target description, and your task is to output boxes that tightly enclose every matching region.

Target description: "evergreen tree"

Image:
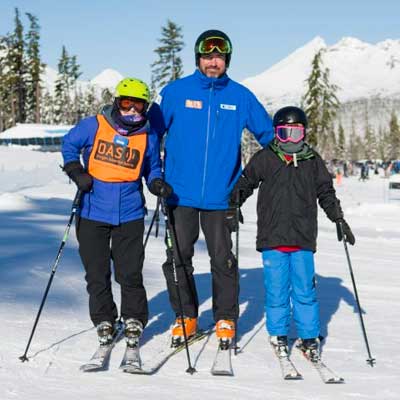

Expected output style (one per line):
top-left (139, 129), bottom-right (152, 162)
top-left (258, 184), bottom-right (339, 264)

top-left (8, 8), bottom-right (26, 124)
top-left (302, 49), bottom-right (340, 154)
top-left (150, 20), bottom-right (184, 96)
top-left (241, 129), bottom-right (262, 165)
top-left (377, 126), bottom-right (390, 161)
top-left (336, 123), bottom-right (346, 160)
top-left (53, 46), bottom-right (82, 124)
top-left (25, 12), bottom-right (43, 123)
top-left (0, 34), bottom-right (12, 131)
top-left (363, 110), bottom-right (377, 161)
top-left (40, 89), bottom-right (55, 124)
top-left (388, 111), bottom-right (400, 160)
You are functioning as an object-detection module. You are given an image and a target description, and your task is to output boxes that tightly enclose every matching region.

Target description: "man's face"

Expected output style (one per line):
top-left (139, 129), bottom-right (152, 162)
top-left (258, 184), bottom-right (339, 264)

top-left (198, 53), bottom-right (227, 78)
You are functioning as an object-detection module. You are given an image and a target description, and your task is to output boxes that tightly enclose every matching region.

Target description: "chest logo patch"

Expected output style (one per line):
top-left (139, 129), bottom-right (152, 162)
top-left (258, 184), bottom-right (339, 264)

top-left (220, 103), bottom-right (236, 111)
top-left (185, 99), bottom-right (203, 109)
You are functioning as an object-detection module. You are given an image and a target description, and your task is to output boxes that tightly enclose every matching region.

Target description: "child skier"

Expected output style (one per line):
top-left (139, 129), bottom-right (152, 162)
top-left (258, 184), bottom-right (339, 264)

top-left (62, 78), bottom-right (172, 353)
top-left (230, 106), bottom-right (355, 362)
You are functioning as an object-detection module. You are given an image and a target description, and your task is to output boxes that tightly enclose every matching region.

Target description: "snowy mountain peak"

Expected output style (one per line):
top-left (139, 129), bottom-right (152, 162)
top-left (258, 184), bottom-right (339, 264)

top-left (242, 35), bottom-right (400, 108)
top-left (331, 37), bottom-right (370, 51)
top-left (90, 68), bottom-right (123, 89)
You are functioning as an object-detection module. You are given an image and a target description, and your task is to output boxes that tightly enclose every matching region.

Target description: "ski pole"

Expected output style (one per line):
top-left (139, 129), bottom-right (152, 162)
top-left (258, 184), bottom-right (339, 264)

top-left (337, 222), bottom-right (376, 367)
top-left (143, 198), bottom-right (161, 249)
top-left (160, 199), bottom-right (196, 374)
top-left (19, 190), bottom-right (83, 362)
top-left (155, 196), bottom-right (161, 238)
top-left (234, 192), bottom-right (241, 355)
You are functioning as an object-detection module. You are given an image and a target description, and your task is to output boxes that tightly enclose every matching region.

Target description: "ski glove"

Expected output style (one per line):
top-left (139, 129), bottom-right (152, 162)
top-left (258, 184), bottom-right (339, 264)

top-left (63, 161), bottom-right (93, 192)
top-left (230, 176), bottom-right (254, 207)
top-left (149, 178), bottom-right (173, 199)
top-left (336, 218), bottom-right (355, 245)
top-left (226, 207), bottom-right (244, 233)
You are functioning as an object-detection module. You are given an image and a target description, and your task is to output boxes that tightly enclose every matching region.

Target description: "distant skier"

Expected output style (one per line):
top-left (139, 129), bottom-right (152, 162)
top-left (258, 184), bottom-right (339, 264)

top-left (62, 78), bottom-right (172, 349)
top-left (359, 163), bottom-right (368, 181)
top-left (230, 106), bottom-right (355, 362)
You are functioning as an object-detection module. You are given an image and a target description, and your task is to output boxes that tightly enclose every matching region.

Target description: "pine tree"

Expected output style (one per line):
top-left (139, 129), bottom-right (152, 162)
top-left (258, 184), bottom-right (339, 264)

top-left (150, 20), bottom-right (184, 96)
top-left (336, 123), bottom-right (346, 160)
top-left (53, 46), bottom-right (82, 124)
top-left (388, 111), bottom-right (400, 160)
top-left (0, 34), bottom-right (12, 131)
top-left (241, 129), bottom-right (262, 165)
top-left (363, 110), bottom-right (377, 161)
top-left (25, 12), bottom-right (43, 123)
top-left (8, 8), bottom-right (26, 124)
top-left (302, 49), bottom-right (340, 154)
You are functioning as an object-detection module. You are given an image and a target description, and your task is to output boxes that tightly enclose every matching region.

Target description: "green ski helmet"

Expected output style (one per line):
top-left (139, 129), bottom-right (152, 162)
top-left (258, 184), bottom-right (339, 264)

top-left (115, 78), bottom-right (150, 103)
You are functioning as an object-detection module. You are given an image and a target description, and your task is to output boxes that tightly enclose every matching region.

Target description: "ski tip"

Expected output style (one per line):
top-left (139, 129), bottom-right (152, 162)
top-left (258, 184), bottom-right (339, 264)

top-left (325, 377), bottom-right (345, 384)
top-left (284, 374), bottom-right (303, 380)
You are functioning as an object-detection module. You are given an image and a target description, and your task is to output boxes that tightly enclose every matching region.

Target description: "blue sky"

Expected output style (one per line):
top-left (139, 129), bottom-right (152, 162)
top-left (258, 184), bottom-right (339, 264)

top-left (1, 0), bottom-right (399, 82)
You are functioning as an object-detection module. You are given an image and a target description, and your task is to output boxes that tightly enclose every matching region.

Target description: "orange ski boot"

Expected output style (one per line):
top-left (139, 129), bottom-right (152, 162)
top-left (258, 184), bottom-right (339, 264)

top-left (171, 317), bottom-right (197, 347)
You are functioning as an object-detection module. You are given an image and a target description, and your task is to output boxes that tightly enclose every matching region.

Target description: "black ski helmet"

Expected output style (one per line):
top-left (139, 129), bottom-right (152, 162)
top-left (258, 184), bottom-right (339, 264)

top-left (194, 29), bottom-right (232, 67)
top-left (273, 106), bottom-right (308, 128)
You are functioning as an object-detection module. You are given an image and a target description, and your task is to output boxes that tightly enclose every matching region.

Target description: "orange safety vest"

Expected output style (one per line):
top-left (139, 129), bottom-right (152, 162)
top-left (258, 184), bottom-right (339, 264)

top-left (88, 115), bottom-right (148, 182)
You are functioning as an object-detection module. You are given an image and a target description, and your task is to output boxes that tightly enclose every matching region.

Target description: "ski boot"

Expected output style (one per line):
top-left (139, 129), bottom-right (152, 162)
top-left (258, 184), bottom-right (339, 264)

top-left (124, 318), bottom-right (143, 348)
top-left (171, 316), bottom-right (197, 347)
top-left (216, 320), bottom-right (235, 350)
top-left (96, 321), bottom-right (117, 346)
top-left (270, 335), bottom-right (289, 358)
top-left (298, 337), bottom-right (320, 363)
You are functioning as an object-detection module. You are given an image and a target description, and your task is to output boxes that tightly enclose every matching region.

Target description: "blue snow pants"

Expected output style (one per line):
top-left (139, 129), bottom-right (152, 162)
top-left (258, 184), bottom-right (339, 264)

top-left (262, 249), bottom-right (320, 339)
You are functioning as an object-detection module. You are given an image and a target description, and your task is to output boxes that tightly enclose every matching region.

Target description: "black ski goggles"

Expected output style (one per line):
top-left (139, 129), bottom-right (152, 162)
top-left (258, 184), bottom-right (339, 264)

top-left (197, 37), bottom-right (232, 54)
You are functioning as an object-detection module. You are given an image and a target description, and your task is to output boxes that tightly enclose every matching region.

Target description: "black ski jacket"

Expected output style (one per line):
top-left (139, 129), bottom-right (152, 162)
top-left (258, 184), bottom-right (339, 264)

top-left (235, 146), bottom-right (343, 252)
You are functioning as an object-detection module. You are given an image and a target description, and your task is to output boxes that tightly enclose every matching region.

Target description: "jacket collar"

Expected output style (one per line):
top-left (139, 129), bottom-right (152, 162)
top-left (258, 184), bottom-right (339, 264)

top-left (193, 69), bottom-right (230, 89)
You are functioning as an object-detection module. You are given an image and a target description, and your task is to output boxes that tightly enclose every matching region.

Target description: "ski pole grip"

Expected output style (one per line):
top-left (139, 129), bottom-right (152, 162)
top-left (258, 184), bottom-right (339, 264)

top-left (336, 220), bottom-right (343, 242)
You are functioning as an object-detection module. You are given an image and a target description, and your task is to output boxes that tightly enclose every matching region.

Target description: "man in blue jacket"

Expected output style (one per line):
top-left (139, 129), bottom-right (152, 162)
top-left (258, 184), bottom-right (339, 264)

top-left (158, 30), bottom-right (274, 346)
top-left (62, 78), bottom-right (172, 349)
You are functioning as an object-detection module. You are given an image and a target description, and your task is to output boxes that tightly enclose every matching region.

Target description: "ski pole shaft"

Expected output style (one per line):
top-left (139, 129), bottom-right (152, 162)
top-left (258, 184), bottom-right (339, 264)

top-left (19, 190), bottom-right (82, 362)
top-left (161, 199), bottom-right (196, 374)
top-left (234, 192), bottom-right (240, 355)
top-left (143, 198), bottom-right (160, 249)
top-left (339, 223), bottom-right (376, 367)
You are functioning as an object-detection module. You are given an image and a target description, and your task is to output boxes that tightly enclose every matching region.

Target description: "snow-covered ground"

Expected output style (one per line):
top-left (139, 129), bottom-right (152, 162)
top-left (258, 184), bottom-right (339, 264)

top-left (1, 145), bottom-right (399, 400)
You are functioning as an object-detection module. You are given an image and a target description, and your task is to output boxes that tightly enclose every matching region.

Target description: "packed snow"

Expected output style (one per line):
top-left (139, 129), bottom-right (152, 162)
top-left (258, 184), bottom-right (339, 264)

top-left (0, 145), bottom-right (399, 399)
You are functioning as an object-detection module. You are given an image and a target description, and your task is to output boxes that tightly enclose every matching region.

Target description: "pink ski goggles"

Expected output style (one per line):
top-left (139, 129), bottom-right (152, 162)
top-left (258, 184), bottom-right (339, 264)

top-left (275, 125), bottom-right (305, 143)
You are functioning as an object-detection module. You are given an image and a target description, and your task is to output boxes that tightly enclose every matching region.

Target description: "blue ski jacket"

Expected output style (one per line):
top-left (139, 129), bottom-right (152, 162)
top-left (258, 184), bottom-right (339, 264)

top-left (62, 115), bottom-right (162, 225)
top-left (159, 69), bottom-right (274, 209)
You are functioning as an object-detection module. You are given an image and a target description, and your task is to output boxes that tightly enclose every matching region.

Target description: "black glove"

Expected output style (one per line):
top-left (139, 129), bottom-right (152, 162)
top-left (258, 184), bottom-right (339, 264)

top-left (230, 176), bottom-right (253, 207)
top-left (63, 161), bottom-right (93, 192)
top-left (149, 178), bottom-right (173, 198)
top-left (226, 207), bottom-right (244, 233)
top-left (336, 218), bottom-right (355, 245)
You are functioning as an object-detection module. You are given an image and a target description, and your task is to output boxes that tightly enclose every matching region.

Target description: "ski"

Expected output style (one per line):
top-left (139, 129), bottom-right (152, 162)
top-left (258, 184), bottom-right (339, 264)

top-left (80, 325), bottom-right (124, 372)
top-left (270, 343), bottom-right (302, 380)
top-left (120, 343), bottom-right (142, 374)
top-left (124, 328), bottom-right (213, 375)
top-left (210, 340), bottom-right (234, 376)
top-left (295, 340), bottom-right (344, 384)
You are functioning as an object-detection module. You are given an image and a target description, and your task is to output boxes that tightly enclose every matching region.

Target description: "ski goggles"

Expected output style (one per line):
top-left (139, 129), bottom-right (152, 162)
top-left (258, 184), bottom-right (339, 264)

top-left (275, 125), bottom-right (305, 143)
top-left (117, 97), bottom-right (146, 112)
top-left (197, 36), bottom-right (232, 54)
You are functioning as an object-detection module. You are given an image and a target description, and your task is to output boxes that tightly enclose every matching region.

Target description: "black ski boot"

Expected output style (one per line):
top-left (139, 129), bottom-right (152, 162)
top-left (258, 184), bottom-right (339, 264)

top-left (124, 318), bottom-right (143, 348)
top-left (270, 335), bottom-right (289, 358)
top-left (299, 337), bottom-right (320, 362)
